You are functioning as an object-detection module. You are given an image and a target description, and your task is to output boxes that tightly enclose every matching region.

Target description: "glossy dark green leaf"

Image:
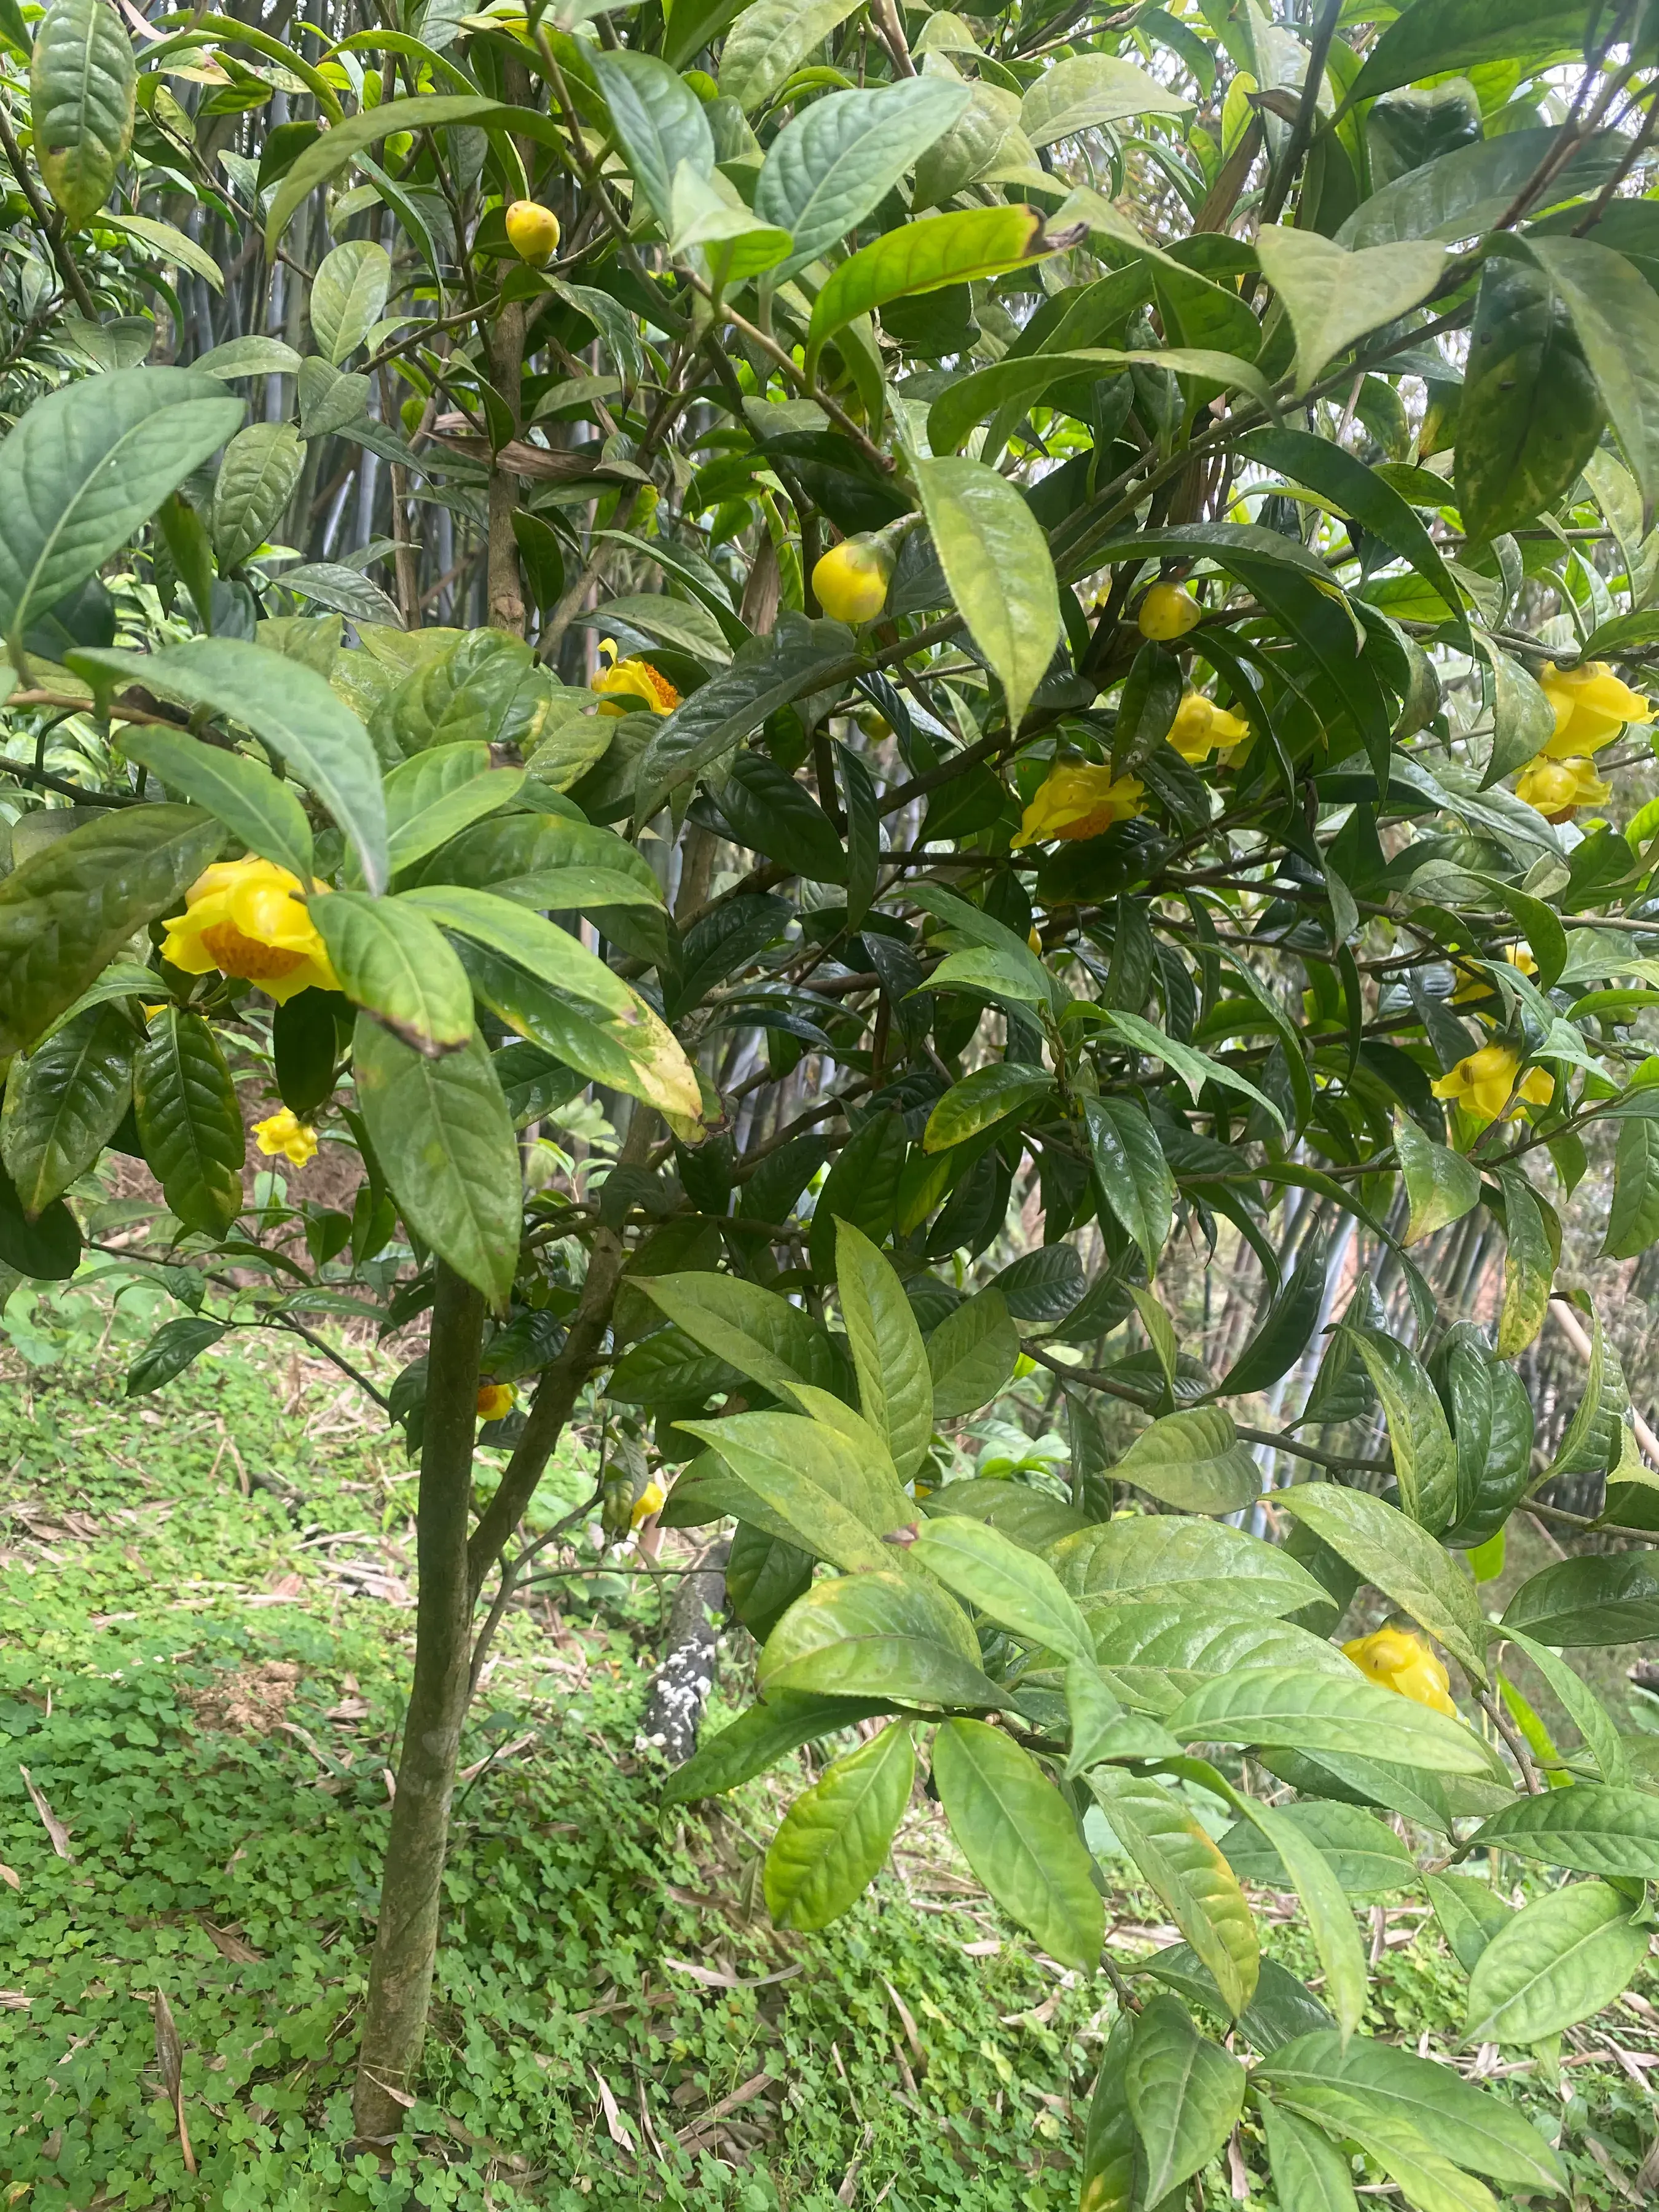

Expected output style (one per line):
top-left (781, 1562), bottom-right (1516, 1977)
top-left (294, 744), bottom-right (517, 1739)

top-left (30, 0), bottom-right (135, 224)
top-left (1494, 1164), bottom-right (1552, 1357)
top-left (0, 1155), bottom-right (81, 1281)
top-left (717, 748), bottom-right (846, 884)
top-left (1220, 1231), bottom-right (1329, 1397)
top-left (125, 1314), bottom-right (228, 1395)
top-left (1052, 1516), bottom-right (1328, 1617)
top-left (1168, 1668), bottom-right (1496, 1776)
top-left (724, 1522), bottom-right (814, 1642)
top-left (923, 1063), bottom-right (1053, 1152)
top-left (1394, 1112), bottom-right (1480, 1246)
top-left (756, 77), bottom-right (971, 281)
top-left (1464, 1881), bottom-right (1649, 2047)
top-left (1083, 1094), bottom-right (1173, 1273)
top-left (1260, 2097), bottom-right (1360, 2212)
top-left (933, 1717), bottom-right (1104, 1971)
top-left (1112, 1406), bottom-right (1260, 1516)
top-left (808, 1108), bottom-right (906, 1278)
top-left (1348, 0), bottom-right (1592, 105)
top-left (662, 1688), bottom-right (890, 1804)
top-left (0, 1001), bottom-right (135, 1215)
top-left (211, 422), bottom-right (304, 570)
top-left (1277, 1481), bottom-right (1485, 1683)
top-left (1345, 1327), bottom-right (1458, 1534)
top-left (1503, 1551), bottom-right (1659, 1647)
top-left (926, 1288), bottom-right (1020, 1418)
top-left (1456, 253), bottom-right (1603, 543)
top-left (119, 728), bottom-right (315, 887)
top-left (133, 1007), bottom-right (245, 1238)
top-left (1423, 1872), bottom-right (1511, 1975)
top-left (915, 453), bottom-right (1061, 736)
top-left (1603, 1112), bottom-right (1659, 1258)
top-left (312, 890), bottom-right (474, 1057)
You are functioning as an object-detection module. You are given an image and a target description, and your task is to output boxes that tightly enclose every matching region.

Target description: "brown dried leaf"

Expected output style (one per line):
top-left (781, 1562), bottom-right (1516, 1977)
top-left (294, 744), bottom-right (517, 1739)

top-left (18, 1765), bottom-right (73, 1859)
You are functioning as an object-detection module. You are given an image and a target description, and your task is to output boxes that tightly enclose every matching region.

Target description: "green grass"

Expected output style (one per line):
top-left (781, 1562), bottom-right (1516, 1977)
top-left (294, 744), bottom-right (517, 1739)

top-left (0, 1287), bottom-right (1654, 2208)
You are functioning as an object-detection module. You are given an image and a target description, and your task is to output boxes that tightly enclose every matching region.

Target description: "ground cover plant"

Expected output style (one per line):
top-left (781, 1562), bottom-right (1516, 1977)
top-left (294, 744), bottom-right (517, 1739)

top-left (5, 0), bottom-right (1659, 2198)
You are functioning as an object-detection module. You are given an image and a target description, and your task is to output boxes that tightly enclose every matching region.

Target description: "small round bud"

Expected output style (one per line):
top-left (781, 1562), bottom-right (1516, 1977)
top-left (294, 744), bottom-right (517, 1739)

top-left (505, 199), bottom-right (562, 269)
top-left (812, 535), bottom-right (893, 625)
top-left (1138, 581), bottom-right (1202, 640)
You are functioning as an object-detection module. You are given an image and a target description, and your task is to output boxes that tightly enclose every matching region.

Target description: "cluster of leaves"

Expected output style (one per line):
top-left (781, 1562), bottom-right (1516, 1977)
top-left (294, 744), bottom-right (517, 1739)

top-left (7, 0), bottom-right (1659, 2195)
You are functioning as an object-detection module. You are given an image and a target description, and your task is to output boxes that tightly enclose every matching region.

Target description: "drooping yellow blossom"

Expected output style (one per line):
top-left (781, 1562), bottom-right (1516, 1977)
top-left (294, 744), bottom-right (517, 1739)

top-left (476, 1381), bottom-right (517, 1422)
top-left (630, 1476), bottom-right (666, 1530)
top-left (1138, 581), bottom-right (1201, 640)
top-left (812, 534), bottom-right (893, 624)
top-left (1343, 1626), bottom-right (1458, 1719)
top-left (1012, 762), bottom-right (1145, 848)
top-left (1538, 660), bottom-right (1654, 758)
top-left (1167, 691), bottom-right (1253, 765)
top-left (253, 1108), bottom-right (319, 1168)
top-left (161, 858), bottom-right (339, 1003)
top-left (504, 198), bottom-right (561, 267)
top-left (1449, 946), bottom-right (1539, 1003)
top-left (1430, 1042), bottom-right (1553, 1125)
top-left (591, 638), bottom-right (681, 717)
top-left (1515, 754), bottom-right (1610, 820)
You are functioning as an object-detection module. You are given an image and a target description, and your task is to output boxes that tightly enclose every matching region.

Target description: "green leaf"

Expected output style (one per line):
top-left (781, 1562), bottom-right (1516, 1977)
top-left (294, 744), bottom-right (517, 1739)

top-left (1020, 52), bottom-right (1189, 146)
top-left (104, 213), bottom-right (224, 295)
top-left (1083, 1094), bottom-right (1174, 1273)
top-left (1494, 1164), bottom-right (1552, 1357)
top-left (1473, 1783), bottom-right (1659, 1880)
top-left (0, 1156), bottom-right (80, 1280)
top-left (1220, 1233), bottom-right (1329, 1399)
top-left (311, 891), bottom-right (474, 1057)
top-left (932, 1717), bottom-right (1103, 1971)
top-left (1348, 0), bottom-right (1591, 104)
top-left (1222, 1801), bottom-right (1416, 1900)
top-left (1053, 1516), bottom-right (1327, 1617)
top-left (1499, 1623), bottom-right (1628, 1785)
top-left (1478, 643), bottom-right (1557, 790)
top-left (0, 1002), bottom-right (133, 1215)
top-left (911, 1516), bottom-right (1094, 1665)
top-left (807, 1108), bottom-right (907, 1279)
top-left (592, 48), bottom-right (713, 223)
top-left (640, 1271), bottom-right (837, 1397)
top-left (1100, 1006), bottom-right (1286, 1132)
top-left (1080, 2018), bottom-right (1139, 2212)
top-left (73, 639), bottom-right (389, 893)
top-left (717, 750), bottom-right (845, 883)
top-left (310, 238), bottom-right (391, 366)
top-left (1260, 2098), bottom-right (1360, 2212)
top-left (678, 1411), bottom-right (911, 1572)
top-left (1544, 1304), bottom-right (1628, 1484)
top-left (125, 1314), bottom-right (228, 1396)
top-left (211, 422), bottom-right (303, 570)
top-left (1254, 2031), bottom-right (1567, 2195)
top-left (912, 453), bottom-right (1059, 736)
top-left (1344, 1328), bottom-right (1459, 1534)
top-left (0, 806), bottom-right (222, 1058)
top-left (1344, 127), bottom-right (1624, 250)
top-left (1424, 1872), bottom-right (1512, 1975)
top-left (1394, 1111), bottom-right (1480, 1246)
top-left (383, 745), bottom-right (524, 878)
top-left (1464, 1881), bottom-right (1649, 2047)
top-left (719, 0), bottom-right (858, 111)
top-left (757, 1568), bottom-right (999, 1708)
top-left (1063, 1660), bottom-right (1126, 1779)
top-left (1602, 1112), bottom-right (1659, 1258)
top-left (410, 808), bottom-right (664, 916)
top-left (756, 78), bottom-right (971, 283)
top-left (1276, 1484), bottom-right (1486, 1683)
top-left (0, 369), bottom-right (242, 646)
top-left (927, 1288), bottom-right (1020, 1419)
top-left (1255, 227), bottom-right (1446, 398)
top-left (1089, 1767), bottom-right (1258, 2013)
top-left (30, 0), bottom-right (135, 226)
top-left (1230, 1801), bottom-right (1366, 2045)
top-left (662, 1689), bottom-right (892, 1804)
top-left (133, 1007), bottom-right (244, 1237)
top-left (1502, 1550), bottom-right (1659, 1647)
top-left (118, 728), bottom-right (315, 887)
top-left (1167, 1669), bottom-right (1496, 1777)
top-left (194, 335), bottom-right (305, 380)
top-left (1526, 238), bottom-right (1659, 524)
top-left (923, 1063), bottom-right (1053, 1153)
top-left (1456, 253), bottom-right (1603, 543)
top-left (266, 93), bottom-right (525, 247)
top-left (929, 346), bottom-right (1272, 462)
top-left (763, 1720), bottom-right (913, 1931)
top-left (808, 205), bottom-right (1058, 361)
top-left (1112, 1406), bottom-right (1260, 1517)
top-left (833, 1218), bottom-right (932, 1481)
top-left (351, 1015), bottom-right (520, 1311)
top-left (1125, 1994), bottom-right (1245, 2201)
top-left (1087, 1604), bottom-right (1353, 1714)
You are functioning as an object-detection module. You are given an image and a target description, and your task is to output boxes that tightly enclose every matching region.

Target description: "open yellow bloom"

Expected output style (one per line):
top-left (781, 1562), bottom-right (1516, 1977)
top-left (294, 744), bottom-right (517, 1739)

top-left (1167, 691), bottom-right (1252, 765)
top-left (253, 1108), bottom-right (318, 1168)
top-left (1011, 763), bottom-right (1145, 848)
top-left (1138, 581), bottom-right (1201, 640)
top-left (161, 858), bottom-right (338, 1003)
top-left (1343, 1626), bottom-right (1458, 1720)
top-left (591, 638), bottom-right (680, 717)
top-left (1430, 1043), bottom-right (1553, 1125)
top-left (630, 1476), bottom-right (666, 1530)
top-left (476, 1381), bottom-right (517, 1422)
top-left (1515, 753), bottom-right (1610, 820)
top-left (1539, 660), bottom-right (1654, 758)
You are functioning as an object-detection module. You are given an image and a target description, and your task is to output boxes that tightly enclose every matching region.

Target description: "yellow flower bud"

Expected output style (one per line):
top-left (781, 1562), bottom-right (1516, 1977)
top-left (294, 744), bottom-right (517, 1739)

top-left (253, 1108), bottom-right (319, 1169)
top-left (1515, 753), bottom-right (1609, 821)
top-left (630, 1477), bottom-right (666, 1530)
top-left (812, 535), bottom-right (893, 625)
top-left (1138, 581), bottom-right (1201, 640)
top-left (505, 198), bottom-right (562, 269)
top-left (1343, 1626), bottom-right (1458, 1720)
top-left (476, 1381), bottom-right (517, 1422)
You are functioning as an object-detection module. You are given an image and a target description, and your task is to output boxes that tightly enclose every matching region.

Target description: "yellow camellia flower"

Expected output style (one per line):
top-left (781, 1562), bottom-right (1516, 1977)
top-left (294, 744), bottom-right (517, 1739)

top-left (1343, 1626), bottom-right (1458, 1720)
top-left (590, 638), bottom-right (681, 717)
top-left (1167, 691), bottom-right (1252, 765)
top-left (812, 534), bottom-right (893, 624)
top-left (161, 858), bottom-right (339, 1003)
top-left (504, 198), bottom-right (561, 268)
top-left (630, 1477), bottom-right (666, 1530)
top-left (1449, 944), bottom-right (1539, 1004)
top-left (1011, 763), bottom-right (1145, 848)
top-left (1138, 580), bottom-right (1201, 640)
top-left (1430, 1042), bottom-right (1553, 1125)
top-left (253, 1108), bottom-right (319, 1168)
top-left (476, 1381), bottom-right (517, 1422)
top-left (1539, 660), bottom-right (1655, 758)
top-left (1515, 753), bottom-right (1610, 820)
